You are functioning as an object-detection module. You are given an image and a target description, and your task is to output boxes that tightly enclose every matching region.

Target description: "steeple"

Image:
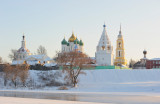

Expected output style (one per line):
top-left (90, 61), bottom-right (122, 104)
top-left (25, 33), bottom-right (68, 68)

top-left (118, 24), bottom-right (123, 38)
top-left (119, 23), bottom-right (122, 35)
top-left (98, 23), bottom-right (110, 46)
top-left (21, 34), bottom-right (26, 48)
top-left (114, 24), bottom-right (127, 66)
top-left (95, 24), bottom-right (114, 66)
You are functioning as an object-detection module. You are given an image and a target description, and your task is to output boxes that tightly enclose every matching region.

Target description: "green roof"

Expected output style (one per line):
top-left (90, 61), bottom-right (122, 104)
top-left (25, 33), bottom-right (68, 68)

top-left (61, 38), bottom-right (67, 45)
top-left (79, 40), bottom-right (84, 46)
top-left (67, 42), bottom-right (70, 46)
top-left (74, 38), bottom-right (80, 44)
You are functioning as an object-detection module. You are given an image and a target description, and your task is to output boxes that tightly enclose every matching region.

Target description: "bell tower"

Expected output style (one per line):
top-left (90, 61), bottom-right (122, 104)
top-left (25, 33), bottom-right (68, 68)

top-left (114, 25), bottom-right (127, 66)
top-left (95, 24), bottom-right (114, 66)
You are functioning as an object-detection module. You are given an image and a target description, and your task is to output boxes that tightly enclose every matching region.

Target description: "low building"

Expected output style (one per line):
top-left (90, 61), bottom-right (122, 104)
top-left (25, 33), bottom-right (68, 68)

top-left (146, 58), bottom-right (160, 69)
top-left (133, 50), bottom-right (148, 69)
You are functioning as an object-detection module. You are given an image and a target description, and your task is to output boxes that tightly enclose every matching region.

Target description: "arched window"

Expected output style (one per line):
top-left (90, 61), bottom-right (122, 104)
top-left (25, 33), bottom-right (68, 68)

top-left (101, 46), bottom-right (105, 50)
top-left (119, 51), bottom-right (121, 57)
top-left (107, 46), bottom-right (110, 50)
top-left (119, 42), bottom-right (121, 48)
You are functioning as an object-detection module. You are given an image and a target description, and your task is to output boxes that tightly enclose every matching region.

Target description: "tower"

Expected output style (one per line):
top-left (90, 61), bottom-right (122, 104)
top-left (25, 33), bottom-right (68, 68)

top-left (95, 24), bottom-right (114, 66)
top-left (140, 49), bottom-right (148, 65)
top-left (15, 35), bottom-right (31, 60)
top-left (114, 25), bottom-right (127, 66)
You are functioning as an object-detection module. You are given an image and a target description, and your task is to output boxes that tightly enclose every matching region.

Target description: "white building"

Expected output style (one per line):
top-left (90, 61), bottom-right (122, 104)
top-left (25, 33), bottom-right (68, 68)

top-left (95, 24), bottom-right (114, 66)
top-left (14, 35), bottom-right (31, 60)
top-left (61, 32), bottom-right (84, 53)
top-left (12, 35), bottom-right (55, 67)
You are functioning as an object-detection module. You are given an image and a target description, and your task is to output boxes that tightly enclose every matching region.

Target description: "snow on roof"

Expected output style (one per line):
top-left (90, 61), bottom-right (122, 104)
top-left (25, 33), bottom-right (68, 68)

top-left (12, 60), bottom-right (24, 65)
top-left (90, 57), bottom-right (96, 60)
top-left (44, 63), bottom-right (57, 67)
top-left (150, 58), bottom-right (160, 61)
top-left (25, 54), bottom-right (52, 61)
top-left (26, 60), bottom-right (40, 65)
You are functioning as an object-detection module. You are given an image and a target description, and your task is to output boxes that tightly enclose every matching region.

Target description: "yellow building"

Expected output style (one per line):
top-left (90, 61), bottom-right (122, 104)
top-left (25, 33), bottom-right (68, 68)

top-left (114, 25), bottom-right (127, 66)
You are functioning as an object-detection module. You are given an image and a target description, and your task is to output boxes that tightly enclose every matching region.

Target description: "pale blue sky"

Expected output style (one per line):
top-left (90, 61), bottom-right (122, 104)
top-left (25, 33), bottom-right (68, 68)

top-left (0, 0), bottom-right (160, 62)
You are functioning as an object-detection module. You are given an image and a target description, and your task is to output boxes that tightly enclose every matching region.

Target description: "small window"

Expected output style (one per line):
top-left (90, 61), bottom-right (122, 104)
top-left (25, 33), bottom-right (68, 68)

top-left (101, 46), bottom-right (105, 50)
top-left (119, 51), bottom-right (121, 57)
top-left (119, 42), bottom-right (121, 48)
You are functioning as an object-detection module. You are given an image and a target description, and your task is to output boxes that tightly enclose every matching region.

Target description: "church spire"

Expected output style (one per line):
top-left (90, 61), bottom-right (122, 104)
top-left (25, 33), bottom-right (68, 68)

top-left (21, 33), bottom-right (26, 48)
top-left (23, 33), bottom-right (25, 40)
top-left (119, 23), bottom-right (122, 35)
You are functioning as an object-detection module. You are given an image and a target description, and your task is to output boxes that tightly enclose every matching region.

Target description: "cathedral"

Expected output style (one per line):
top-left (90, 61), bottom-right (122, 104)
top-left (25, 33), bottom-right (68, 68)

top-left (61, 32), bottom-right (84, 53)
top-left (114, 25), bottom-right (127, 66)
top-left (95, 24), bottom-right (114, 66)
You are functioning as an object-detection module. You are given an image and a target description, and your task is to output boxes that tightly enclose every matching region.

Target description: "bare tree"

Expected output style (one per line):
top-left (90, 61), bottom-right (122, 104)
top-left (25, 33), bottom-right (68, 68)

top-left (11, 66), bottom-right (20, 87)
top-left (129, 59), bottom-right (137, 68)
top-left (3, 64), bottom-right (12, 86)
top-left (0, 57), bottom-right (2, 63)
top-left (8, 49), bottom-right (17, 60)
top-left (37, 45), bottom-right (47, 55)
top-left (56, 51), bottom-right (92, 87)
top-left (19, 64), bottom-right (29, 87)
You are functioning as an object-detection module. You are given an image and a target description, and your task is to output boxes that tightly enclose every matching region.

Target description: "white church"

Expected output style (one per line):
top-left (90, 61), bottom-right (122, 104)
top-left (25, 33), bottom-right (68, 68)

top-left (12, 35), bottom-right (55, 67)
top-left (95, 24), bottom-right (114, 66)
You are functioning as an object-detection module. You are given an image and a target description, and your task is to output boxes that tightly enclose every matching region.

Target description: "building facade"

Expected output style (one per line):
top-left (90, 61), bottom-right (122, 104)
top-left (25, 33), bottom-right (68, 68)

top-left (95, 24), bottom-right (114, 66)
top-left (61, 32), bottom-right (84, 53)
top-left (114, 25), bottom-right (127, 66)
top-left (14, 35), bottom-right (31, 60)
top-left (146, 58), bottom-right (160, 69)
top-left (12, 35), bottom-right (55, 67)
top-left (133, 50), bottom-right (148, 69)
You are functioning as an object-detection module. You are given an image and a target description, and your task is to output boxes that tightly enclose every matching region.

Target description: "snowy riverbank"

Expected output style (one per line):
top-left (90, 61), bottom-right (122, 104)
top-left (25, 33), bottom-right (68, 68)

top-left (1, 69), bottom-right (160, 92)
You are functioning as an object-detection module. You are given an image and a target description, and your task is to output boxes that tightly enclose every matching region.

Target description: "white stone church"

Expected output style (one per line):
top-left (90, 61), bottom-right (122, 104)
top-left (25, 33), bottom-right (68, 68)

top-left (95, 24), bottom-right (114, 66)
top-left (12, 35), bottom-right (55, 67)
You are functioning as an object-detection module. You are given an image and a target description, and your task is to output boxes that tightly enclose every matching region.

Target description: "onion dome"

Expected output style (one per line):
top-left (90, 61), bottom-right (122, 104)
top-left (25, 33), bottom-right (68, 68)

top-left (67, 42), bottom-right (70, 46)
top-left (68, 32), bottom-right (76, 42)
top-left (79, 39), bottom-right (84, 46)
top-left (74, 38), bottom-right (80, 44)
top-left (61, 38), bottom-right (67, 45)
top-left (143, 49), bottom-right (147, 55)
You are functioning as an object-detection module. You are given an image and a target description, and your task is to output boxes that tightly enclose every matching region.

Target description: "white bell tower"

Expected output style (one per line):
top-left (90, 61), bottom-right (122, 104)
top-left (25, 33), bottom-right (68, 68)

top-left (95, 24), bottom-right (114, 66)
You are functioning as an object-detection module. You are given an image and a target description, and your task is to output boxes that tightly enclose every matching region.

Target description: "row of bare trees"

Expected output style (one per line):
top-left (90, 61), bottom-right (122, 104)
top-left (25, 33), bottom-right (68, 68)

top-left (3, 64), bottom-right (29, 87)
top-left (3, 47), bottom-right (93, 88)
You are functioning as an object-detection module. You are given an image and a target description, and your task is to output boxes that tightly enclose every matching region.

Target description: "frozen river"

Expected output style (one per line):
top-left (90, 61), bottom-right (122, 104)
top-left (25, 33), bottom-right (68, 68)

top-left (0, 91), bottom-right (160, 104)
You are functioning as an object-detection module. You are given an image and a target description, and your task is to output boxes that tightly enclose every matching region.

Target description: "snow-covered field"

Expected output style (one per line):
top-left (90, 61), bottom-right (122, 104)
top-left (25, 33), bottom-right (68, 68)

top-left (1, 69), bottom-right (160, 92)
top-left (76, 69), bottom-right (160, 92)
top-left (1, 69), bottom-right (160, 103)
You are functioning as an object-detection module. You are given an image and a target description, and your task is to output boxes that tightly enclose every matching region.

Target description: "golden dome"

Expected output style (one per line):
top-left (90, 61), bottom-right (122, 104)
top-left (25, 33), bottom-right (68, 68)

top-left (68, 33), bottom-right (76, 42)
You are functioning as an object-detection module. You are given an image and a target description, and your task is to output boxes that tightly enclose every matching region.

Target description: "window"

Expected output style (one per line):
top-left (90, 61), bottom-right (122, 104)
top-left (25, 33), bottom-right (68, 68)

top-left (119, 51), bottom-right (121, 57)
top-left (107, 46), bottom-right (110, 50)
top-left (101, 46), bottom-right (105, 50)
top-left (119, 42), bottom-right (121, 48)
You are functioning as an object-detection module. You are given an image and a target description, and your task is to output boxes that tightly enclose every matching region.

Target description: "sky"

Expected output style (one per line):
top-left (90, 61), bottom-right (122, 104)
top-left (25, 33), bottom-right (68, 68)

top-left (0, 0), bottom-right (160, 62)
